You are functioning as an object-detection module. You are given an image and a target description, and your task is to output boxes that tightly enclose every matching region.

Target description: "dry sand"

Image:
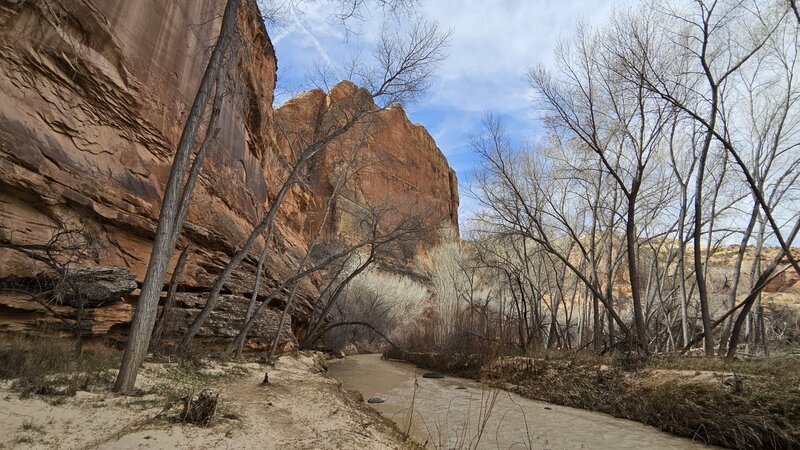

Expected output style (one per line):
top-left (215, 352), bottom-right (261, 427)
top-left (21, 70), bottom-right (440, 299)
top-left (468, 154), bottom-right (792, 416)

top-left (0, 352), bottom-right (412, 449)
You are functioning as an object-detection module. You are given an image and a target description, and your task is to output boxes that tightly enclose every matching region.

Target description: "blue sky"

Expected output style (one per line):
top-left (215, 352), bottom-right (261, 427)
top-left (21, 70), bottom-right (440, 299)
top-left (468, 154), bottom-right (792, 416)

top-left (269, 0), bottom-right (631, 222)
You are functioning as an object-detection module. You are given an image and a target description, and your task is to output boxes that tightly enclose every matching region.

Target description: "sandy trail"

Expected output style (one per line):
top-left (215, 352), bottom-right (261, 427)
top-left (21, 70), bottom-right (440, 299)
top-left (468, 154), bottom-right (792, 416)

top-left (0, 353), bottom-right (411, 449)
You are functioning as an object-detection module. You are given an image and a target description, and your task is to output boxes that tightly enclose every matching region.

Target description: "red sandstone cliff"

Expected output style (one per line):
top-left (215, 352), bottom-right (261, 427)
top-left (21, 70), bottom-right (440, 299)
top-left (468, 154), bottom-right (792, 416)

top-left (275, 81), bottom-right (459, 260)
top-left (0, 0), bottom-right (458, 346)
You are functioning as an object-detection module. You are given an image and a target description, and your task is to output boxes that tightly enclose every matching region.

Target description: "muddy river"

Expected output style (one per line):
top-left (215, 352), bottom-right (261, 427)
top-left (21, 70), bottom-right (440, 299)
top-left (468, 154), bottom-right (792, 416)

top-left (328, 354), bottom-right (716, 449)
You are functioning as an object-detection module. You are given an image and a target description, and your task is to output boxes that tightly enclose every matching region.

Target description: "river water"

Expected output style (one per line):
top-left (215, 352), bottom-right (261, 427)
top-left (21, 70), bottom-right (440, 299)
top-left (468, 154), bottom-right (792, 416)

top-left (328, 354), bottom-right (715, 450)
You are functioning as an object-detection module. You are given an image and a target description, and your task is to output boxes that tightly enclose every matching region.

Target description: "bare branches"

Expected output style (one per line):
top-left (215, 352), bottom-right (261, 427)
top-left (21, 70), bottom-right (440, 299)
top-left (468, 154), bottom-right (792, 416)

top-left (464, 0), bottom-right (799, 358)
top-left (357, 18), bottom-right (451, 106)
top-left (1, 227), bottom-right (102, 354)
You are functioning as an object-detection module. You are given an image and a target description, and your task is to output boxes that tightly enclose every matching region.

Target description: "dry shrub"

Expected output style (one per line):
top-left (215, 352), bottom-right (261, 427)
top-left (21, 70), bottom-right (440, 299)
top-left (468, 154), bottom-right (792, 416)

top-left (179, 389), bottom-right (219, 426)
top-left (0, 335), bottom-right (119, 397)
top-left (765, 303), bottom-right (800, 349)
top-left (324, 268), bottom-right (429, 352)
top-left (633, 380), bottom-right (800, 449)
top-left (486, 354), bottom-right (800, 449)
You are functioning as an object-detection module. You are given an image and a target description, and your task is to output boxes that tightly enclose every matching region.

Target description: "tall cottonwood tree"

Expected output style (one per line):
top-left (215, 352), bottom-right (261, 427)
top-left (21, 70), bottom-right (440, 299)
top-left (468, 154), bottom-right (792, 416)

top-left (114, 0), bottom-right (238, 393)
top-left (624, 0), bottom-right (800, 354)
top-left (528, 16), bottom-right (676, 349)
top-left (456, 0), bottom-right (798, 358)
top-left (470, 116), bottom-right (634, 344)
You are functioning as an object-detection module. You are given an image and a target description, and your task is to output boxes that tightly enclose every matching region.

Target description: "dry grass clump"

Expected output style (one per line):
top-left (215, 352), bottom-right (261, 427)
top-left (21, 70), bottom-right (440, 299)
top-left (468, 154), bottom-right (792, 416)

top-left (487, 357), bottom-right (631, 412)
top-left (632, 379), bottom-right (800, 449)
top-left (646, 353), bottom-right (800, 376)
top-left (0, 335), bottom-right (119, 397)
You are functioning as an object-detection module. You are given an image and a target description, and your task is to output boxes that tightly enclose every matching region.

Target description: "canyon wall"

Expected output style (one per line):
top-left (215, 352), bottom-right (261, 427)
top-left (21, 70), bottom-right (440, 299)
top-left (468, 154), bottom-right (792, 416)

top-left (276, 81), bottom-right (459, 262)
top-left (0, 0), bottom-right (458, 347)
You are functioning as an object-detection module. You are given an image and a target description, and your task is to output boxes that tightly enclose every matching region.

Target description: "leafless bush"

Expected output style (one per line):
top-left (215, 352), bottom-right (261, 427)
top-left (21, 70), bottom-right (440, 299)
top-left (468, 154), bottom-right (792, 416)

top-left (0, 335), bottom-right (119, 397)
top-left (764, 304), bottom-right (800, 351)
top-left (0, 227), bottom-right (99, 354)
top-left (323, 268), bottom-right (428, 352)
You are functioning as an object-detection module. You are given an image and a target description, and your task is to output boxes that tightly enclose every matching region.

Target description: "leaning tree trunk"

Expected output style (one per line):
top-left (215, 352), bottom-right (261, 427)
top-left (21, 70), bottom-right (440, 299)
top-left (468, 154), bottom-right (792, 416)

top-left (114, 0), bottom-right (239, 394)
top-left (178, 113), bottom-right (365, 352)
top-left (179, 147), bottom-right (311, 352)
top-left (717, 203), bottom-right (758, 353)
top-left (300, 254), bottom-right (375, 350)
top-left (727, 219), bottom-right (800, 358)
top-left (150, 246), bottom-right (190, 351)
top-left (235, 241), bottom-right (271, 358)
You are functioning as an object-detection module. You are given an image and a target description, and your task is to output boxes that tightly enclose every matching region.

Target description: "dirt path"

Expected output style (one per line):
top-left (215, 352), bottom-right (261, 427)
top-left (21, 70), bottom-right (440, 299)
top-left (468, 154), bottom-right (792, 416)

top-left (0, 353), bottom-right (412, 449)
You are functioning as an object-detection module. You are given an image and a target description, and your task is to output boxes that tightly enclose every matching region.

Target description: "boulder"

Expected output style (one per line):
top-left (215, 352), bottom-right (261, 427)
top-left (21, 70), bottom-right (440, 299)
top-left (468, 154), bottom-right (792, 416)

top-left (66, 267), bottom-right (137, 307)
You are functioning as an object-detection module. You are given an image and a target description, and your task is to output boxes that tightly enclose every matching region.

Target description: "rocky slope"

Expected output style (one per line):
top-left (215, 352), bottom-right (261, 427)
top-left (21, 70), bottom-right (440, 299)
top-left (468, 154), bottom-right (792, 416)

top-left (0, 0), bottom-right (458, 347)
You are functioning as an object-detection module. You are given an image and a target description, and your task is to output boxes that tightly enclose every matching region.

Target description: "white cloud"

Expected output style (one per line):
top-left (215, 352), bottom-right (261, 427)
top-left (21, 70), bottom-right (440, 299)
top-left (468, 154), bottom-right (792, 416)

top-left (292, 14), bottom-right (335, 68)
top-left (269, 0), bottom-right (634, 223)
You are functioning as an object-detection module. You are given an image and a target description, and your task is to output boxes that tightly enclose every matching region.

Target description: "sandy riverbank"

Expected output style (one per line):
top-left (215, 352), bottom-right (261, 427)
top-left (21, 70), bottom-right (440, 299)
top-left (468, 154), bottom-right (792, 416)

top-left (0, 352), bottom-right (414, 449)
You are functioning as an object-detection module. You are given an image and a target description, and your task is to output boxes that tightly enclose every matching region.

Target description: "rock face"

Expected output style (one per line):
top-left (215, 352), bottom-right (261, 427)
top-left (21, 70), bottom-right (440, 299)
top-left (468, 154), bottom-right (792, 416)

top-left (0, 0), bottom-right (458, 347)
top-left (0, 0), bottom-right (315, 344)
top-left (276, 81), bottom-right (459, 260)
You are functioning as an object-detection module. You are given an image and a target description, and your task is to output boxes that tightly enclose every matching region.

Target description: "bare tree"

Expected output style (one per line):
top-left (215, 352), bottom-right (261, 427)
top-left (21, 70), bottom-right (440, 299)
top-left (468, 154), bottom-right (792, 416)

top-left (528, 12), bottom-right (679, 351)
top-left (178, 14), bottom-right (449, 352)
top-left (113, 0), bottom-right (236, 392)
top-left (222, 204), bottom-right (428, 356)
top-left (470, 115), bottom-right (634, 344)
top-left (235, 120), bottom-right (370, 358)
top-left (630, 0), bottom-right (799, 278)
top-left (0, 227), bottom-right (100, 354)
top-left (300, 204), bottom-right (429, 350)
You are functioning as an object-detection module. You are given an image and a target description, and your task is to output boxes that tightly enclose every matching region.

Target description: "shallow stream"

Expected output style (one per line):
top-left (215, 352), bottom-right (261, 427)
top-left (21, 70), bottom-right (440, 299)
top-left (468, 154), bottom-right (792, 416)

top-left (328, 354), bottom-right (716, 449)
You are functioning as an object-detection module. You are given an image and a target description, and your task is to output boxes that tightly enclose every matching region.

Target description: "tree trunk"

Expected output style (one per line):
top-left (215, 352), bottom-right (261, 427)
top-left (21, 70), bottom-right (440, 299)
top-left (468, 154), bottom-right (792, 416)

top-left (235, 235), bottom-right (272, 358)
top-left (717, 203), bottom-right (758, 353)
top-left (114, 0), bottom-right (239, 393)
top-left (694, 123), bottom-right (716, 356)
top-left (180, 148), bottom-right (312, 352)
top-left (151, 246), bottom-right (190, 351)
top-left (726, 218), bottom-right (800, 358)
top-left (677, 184), bottom-right (691, 348)
top-left (625, 193), bottom-right (647, 351)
